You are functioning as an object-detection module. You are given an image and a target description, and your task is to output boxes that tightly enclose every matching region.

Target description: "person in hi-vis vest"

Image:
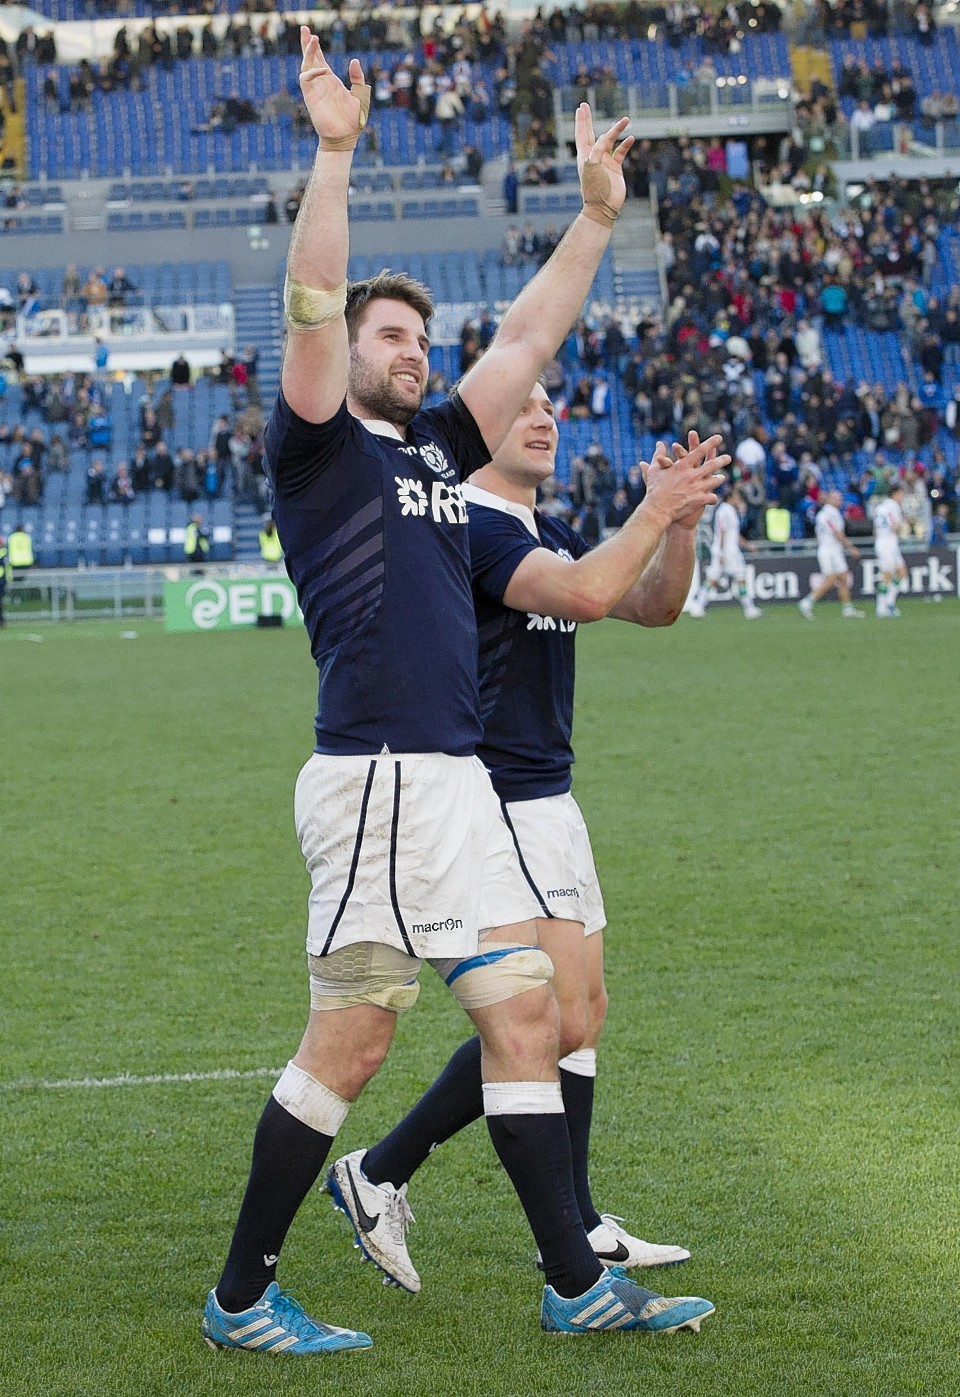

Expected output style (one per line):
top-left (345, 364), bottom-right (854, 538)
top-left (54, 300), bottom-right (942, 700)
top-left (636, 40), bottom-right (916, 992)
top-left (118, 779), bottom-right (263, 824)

top-left (184, 514), bottom-right (211, 566)
top-left (7, 523), bottom-right (34, 572)
top-left (259, 518), bottom-right (284, 566)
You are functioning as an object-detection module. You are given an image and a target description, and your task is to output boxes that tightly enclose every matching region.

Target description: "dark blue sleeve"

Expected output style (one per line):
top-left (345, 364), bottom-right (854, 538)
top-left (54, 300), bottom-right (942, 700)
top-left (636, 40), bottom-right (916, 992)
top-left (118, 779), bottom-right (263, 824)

top-left (416, 389), bottom-right (491, 482)
top-left (264, 391), bottom-right (365, 498)
top-left (469, 504), bottom-right (543, 603)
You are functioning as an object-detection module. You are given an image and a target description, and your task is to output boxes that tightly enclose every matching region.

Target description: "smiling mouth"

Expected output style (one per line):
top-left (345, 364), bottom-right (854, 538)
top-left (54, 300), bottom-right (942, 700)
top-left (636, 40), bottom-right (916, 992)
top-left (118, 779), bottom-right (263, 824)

top-left (394, 372), bottom-right (421, 387)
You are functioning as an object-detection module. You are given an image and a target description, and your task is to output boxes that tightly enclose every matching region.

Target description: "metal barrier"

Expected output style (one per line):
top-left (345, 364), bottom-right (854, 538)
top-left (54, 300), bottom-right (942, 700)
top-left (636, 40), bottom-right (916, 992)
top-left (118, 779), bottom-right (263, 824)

top-left (3, 563), bottom-right (274, 624)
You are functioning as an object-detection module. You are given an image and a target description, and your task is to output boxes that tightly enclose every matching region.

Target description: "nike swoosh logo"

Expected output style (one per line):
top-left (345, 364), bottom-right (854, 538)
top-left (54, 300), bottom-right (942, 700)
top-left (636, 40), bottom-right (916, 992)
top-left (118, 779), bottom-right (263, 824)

top-left (594, 1241), bottom-right (630, 1263)
top-left (263, 1253), bottom-right (279, 1267)
top-left (346, 1163), bottom-right (380, 1233)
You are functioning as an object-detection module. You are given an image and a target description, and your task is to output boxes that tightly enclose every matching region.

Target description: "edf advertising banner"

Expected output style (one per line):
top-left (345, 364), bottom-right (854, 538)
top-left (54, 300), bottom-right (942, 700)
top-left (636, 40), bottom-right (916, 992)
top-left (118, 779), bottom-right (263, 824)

top-left (164, 576), bottom-right (300, 632)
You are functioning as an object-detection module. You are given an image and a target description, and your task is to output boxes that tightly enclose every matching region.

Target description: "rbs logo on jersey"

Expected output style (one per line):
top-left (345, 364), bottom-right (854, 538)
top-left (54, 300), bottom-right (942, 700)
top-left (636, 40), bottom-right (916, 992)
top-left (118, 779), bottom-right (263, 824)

top-left (395, 476), bottom-right (467, 525)
top-left (526, 613), bottom-right (577, 632)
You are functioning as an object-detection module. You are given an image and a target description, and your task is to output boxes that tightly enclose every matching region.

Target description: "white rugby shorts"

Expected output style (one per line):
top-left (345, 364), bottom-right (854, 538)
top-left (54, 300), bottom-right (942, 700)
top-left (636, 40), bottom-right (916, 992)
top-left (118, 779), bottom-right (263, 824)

top-left (501, 791), bottom-right (606, 937)
top-left (817, 541), bottom-right (847, 578)
top-left (295, 751), bottom-right (539, 960)
top-left (875, 536), bottom-right (904, 574)
top-left (706, 546), bottom-right (746, 584)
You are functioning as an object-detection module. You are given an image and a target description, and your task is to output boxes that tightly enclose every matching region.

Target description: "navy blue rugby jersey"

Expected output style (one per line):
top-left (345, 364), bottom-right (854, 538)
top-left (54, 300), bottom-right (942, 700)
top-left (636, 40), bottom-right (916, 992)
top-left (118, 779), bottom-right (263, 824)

top-left (464, 484), bottom-right (589, 803)
top-left (264, 390), bottom-right (490, 756)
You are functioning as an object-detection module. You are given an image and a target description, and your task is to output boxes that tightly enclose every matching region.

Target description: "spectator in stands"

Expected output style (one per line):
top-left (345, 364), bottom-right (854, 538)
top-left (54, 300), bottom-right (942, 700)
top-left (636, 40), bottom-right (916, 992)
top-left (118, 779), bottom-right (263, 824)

top-left (500, 224), bottom-right (522, 265)
top-left (604, 487), bottom-right (630, 532)
top-left (16, 272), bottom-right (39, 315)
top-left (503, 163), bottom-right (519, 216)
top-left (140, 406), bottom-right (162, 452)
top-left (86, 457), bottom-right (107, 504)
top-left (47, 434), bottom-right (67, 474)
top-left (12, 441), bottom-right (41, 503)
top-left (590, 376), bottom-right (610, 419)
top-left (130, 443), bottom-right (151, 493)
top-left (0, 335), bottom-right (21, 376)
top-left (462, 145), bottom-right (484, 184)
top-left (242, 346), bottom-right (260, 405)
top-left (82, 268), bottom-right (108, 307)
top-left (171, 353), bottom-right (191, 388)
top-left (69, 410), bottom-right (89, 453)
top-left (202, 451), bottom-right (220, 500)
top-left (575, 499), bottom-right (602, 546)
top-left (93, 337), bottom-right (109, 378)
top-left (228, 427), bottom-right (254, 499)
top-left (61, 263), bottom-right (83, 315)
top-left (110, 461), bottom-right (135, 503)
top-left (177, 448), bottom-right (200, 504)
top-left (108, 267), bottom-right (137, 307)
top-left (151, 442), bottom-right (175, 492)
top-left (623, 462), bottom-right (645, 512)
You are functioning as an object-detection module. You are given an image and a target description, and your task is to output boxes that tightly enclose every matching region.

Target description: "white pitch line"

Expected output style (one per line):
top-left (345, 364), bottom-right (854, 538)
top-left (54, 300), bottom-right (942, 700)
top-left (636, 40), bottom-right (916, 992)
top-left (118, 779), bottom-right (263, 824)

top-left (0, 1067), bottom-right (283, 1092)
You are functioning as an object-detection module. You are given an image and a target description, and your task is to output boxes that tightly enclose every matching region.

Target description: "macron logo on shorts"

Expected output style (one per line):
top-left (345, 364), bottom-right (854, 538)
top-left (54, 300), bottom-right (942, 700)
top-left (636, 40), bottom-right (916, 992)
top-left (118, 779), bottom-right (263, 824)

top-left (546, 888), bottom-right (579, 899)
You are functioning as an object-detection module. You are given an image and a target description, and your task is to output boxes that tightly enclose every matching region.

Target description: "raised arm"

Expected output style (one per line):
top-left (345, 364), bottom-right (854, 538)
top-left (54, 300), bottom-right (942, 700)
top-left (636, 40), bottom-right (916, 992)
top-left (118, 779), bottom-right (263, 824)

top-left (501, 436), bottom-right (727, 624)
top-left (459, 105), bottom-right (633, 455)
top-left (280, 29), bottom-right (370, 424)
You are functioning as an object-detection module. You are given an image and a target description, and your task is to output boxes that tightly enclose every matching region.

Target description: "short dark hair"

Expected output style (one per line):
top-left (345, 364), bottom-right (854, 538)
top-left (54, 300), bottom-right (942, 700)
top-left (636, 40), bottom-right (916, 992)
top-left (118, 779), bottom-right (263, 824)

top-left (344, 271), bottom-right (434, 344)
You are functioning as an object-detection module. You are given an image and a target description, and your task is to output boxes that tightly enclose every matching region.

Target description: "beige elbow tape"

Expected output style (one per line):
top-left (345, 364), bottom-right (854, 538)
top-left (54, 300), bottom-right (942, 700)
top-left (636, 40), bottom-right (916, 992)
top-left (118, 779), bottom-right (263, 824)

top-left (283, 275), bottom-right (347, 332)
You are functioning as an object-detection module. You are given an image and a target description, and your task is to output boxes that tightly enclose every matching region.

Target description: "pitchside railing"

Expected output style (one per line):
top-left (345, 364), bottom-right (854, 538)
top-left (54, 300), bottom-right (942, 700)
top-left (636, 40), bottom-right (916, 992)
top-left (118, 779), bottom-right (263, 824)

top-left (5, 546), bottom-right (958, 624)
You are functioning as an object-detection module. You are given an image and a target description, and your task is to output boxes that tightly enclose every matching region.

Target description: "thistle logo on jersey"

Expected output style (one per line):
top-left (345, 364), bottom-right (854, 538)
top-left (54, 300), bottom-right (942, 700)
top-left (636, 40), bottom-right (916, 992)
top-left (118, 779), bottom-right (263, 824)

top-left (418, 440), bottom-right (454, 477)
top-left (395, 477), bottom-right (467, 525)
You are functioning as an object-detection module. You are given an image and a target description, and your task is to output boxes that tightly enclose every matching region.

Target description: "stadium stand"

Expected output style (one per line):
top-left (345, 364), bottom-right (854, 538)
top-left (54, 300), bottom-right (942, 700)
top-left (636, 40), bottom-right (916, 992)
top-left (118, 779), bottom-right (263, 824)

top-left (3, 5), bottom-right (958, 572)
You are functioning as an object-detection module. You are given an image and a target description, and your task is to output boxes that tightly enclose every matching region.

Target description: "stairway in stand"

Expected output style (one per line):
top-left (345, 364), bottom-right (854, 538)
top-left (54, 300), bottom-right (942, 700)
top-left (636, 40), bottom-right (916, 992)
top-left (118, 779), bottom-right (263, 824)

top-left (231, 284), bottom-right (283, 560)
top-left (232, 283), bottom-right (283, 405)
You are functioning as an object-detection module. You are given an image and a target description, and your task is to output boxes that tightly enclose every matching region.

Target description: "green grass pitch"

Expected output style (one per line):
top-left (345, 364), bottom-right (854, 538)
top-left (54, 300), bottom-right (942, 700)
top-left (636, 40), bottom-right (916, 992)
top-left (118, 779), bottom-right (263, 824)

top-left (3, 603), bottom-right (959, 1396)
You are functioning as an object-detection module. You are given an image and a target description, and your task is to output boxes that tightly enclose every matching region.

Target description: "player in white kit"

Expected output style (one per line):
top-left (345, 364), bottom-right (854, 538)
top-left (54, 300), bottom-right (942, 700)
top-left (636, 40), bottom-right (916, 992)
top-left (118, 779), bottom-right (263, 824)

top-left (873, 483), bottom-right (908, 618)
top-left (689, 484), bottom-right (761, 618)
top-left (798, 489), bottom-right (864, 619)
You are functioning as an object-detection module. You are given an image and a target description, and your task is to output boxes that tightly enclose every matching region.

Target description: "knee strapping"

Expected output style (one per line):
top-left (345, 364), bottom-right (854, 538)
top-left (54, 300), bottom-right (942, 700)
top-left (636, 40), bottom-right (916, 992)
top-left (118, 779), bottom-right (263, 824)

top-left (307, 945), bottom-right (422, 1014)
top-left (441, 944), bottom-right (554, 1011)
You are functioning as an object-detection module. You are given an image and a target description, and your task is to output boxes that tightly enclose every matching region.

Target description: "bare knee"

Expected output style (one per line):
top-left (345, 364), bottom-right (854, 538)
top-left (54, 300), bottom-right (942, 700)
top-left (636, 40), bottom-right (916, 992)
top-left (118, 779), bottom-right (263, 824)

top-left (294, 1005), bottom-right (396, 1101)
top-left (558, 1004), bottom-right (588, 1059)
top-left (586, 981), bottom-right (608, 1041)
top-left (475, 985), bottom-right (560, 1079)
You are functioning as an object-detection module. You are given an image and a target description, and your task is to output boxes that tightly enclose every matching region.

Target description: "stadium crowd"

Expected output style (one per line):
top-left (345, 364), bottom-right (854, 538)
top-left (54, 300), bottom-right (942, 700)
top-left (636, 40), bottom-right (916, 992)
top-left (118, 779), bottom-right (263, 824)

top-left (0, 356), bottom-right (268, 514)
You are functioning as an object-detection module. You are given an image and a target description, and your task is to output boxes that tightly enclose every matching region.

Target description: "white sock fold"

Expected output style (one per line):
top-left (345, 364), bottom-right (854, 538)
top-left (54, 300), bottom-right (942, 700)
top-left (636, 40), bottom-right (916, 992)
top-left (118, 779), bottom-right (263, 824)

top-left (558, 1048), bottom-right (597, 1078)
top-left (272, 1060), bottom-right (350, 1136)
top-left (482, 1080), bottom-right (565, 1115)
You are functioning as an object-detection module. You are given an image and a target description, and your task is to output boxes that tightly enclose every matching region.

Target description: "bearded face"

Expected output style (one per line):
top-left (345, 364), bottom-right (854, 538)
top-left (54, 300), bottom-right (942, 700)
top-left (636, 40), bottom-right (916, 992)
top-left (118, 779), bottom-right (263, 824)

top-left (349, 342), bottom-right (426, 426)
top-left (347, 298), bottom-right (430, 427)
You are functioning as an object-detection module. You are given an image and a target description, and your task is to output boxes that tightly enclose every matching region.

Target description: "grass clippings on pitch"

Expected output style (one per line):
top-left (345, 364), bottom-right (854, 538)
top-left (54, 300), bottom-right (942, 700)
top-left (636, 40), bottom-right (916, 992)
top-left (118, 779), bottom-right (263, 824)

top-left (2, 604), bottom-right (959, 1397)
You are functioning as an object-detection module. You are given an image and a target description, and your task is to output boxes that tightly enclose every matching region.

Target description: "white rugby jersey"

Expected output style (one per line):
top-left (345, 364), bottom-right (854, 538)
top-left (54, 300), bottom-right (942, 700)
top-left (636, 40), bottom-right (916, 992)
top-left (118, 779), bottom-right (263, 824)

top-left (874, 498), bottom-right (904, 538)
top-left (712, 500), bottom-right (741, 551)
top-left (815, 502), bottom-right (845, 544)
